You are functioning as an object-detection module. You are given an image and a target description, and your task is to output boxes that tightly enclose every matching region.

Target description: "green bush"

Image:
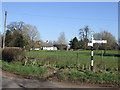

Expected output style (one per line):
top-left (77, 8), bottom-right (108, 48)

top-left (2, 47), bottom-right (25, 62)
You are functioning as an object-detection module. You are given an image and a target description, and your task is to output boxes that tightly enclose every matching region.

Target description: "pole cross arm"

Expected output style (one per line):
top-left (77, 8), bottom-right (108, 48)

top-left (92, 40), bottom-right (107, 44)
top-left (88, 43), bottom-right (93, 47)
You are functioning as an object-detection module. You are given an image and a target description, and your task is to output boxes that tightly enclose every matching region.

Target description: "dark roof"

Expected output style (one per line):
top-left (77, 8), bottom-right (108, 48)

top-left (54, 44), bottom-right (67, 46)
top-left (40, 42), bottom-right (53, 47)
top-left (53, 44), bottom-right (68, 50)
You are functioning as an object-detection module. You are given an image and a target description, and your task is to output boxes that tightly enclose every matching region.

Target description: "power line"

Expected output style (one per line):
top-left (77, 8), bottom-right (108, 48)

top-left (7, 11), bottom-right (117, 22)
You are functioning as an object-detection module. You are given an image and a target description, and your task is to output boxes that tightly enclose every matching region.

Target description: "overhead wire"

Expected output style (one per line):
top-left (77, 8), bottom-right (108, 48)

top-left (6, 11), bottom-right (118, 22)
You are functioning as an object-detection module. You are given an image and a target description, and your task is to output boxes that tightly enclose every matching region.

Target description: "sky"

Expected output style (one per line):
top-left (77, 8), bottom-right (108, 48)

top-left (1, 2), bottom-right (118, 43)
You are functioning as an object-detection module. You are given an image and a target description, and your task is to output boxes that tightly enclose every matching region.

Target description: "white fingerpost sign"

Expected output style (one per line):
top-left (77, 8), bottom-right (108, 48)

top-left (92, 40), bottom-right (107, 44)
top-left (88, 43), bottom-right (93, 47)
top-left (88, 34), bottom-right (107, 71)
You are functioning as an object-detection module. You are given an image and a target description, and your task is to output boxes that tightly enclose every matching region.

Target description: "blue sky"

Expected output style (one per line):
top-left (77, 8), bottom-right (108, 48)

top-left (2, 2), bottom-right (118, 42)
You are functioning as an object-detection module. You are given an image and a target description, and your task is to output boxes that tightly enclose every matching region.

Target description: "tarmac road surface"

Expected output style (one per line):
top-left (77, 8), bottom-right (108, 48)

top-left (0, 69), bottom-right (118, 89)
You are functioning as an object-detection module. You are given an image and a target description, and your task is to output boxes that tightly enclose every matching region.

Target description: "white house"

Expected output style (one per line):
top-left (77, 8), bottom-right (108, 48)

top-left (42, 46), bottom-right (57, 50)
top-left (34, 48), bottom-right (40, 50)
top-left (40, 41), bottom-right (57, 50)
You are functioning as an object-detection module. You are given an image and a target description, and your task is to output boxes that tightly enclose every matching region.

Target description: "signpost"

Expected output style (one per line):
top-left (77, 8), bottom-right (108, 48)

top-left (92, 40), bottom-right (107, 44)
top-left (88, 34), bottom-right (107, 71)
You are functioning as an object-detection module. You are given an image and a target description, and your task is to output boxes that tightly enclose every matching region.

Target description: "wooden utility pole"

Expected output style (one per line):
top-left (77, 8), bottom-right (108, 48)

top-left (3, 11), bottom-right (7, 49)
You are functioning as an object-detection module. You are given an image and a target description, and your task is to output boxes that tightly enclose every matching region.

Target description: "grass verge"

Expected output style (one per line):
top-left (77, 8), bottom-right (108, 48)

top-left (1, 61), bottom-right (48, 78)
top-left (56, 69), bottom-right (120, 85)
top-left (1, 61), bottom-right (119, 85)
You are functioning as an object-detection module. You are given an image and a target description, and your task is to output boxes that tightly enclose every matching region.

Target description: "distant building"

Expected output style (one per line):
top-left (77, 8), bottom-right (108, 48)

top-left (54, 44), bottom-right (68, 50)
top-left (31, 40), bottom-right (68, 51)
top-left (33, 48), bottom-right (40, 50)
top-left (40, 41), bottom-right (57, 50)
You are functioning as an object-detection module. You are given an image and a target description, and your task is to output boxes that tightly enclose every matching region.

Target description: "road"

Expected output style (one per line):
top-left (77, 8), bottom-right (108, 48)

top-left (0, 69), bottom-right (118, 89)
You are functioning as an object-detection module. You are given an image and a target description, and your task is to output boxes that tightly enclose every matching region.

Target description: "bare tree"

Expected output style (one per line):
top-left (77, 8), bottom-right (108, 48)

top-left (7, 22), bottom-right (40, 41)
top-left (79, 26), bottom-right (90, 40)
top-left (7, 21), bottom-right (24, 31)
top-left (22, 24), bottom-right (40, 50)
top-left (23, 24), bottom-right (40, 41)
top-left (79, 28), bottom-right (84, 40)
top-left (78, 26), bottom-right (90, 50)
top-left (6, 22), bottom-right (40, 50)
top-left (94, 30), bottom-right (117, 50)
top-left (57, 32), bottom-right (67, 45)
top-left (84, 26), bottom-right (89, 39)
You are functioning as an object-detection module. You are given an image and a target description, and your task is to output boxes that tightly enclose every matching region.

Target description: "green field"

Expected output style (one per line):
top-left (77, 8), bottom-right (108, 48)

top-left (26, 50), bottom-right (119, 71)
top-left (1, 50), bottom-right (120, 85)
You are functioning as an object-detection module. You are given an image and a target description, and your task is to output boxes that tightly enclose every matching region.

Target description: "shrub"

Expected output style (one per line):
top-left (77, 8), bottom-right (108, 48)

top-left (2, 47), bottom-right (25, 62)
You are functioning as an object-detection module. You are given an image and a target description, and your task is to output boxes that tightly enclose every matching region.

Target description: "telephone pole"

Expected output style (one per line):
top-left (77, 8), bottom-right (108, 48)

top-left (3, 11), bottom-right (7, 49)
